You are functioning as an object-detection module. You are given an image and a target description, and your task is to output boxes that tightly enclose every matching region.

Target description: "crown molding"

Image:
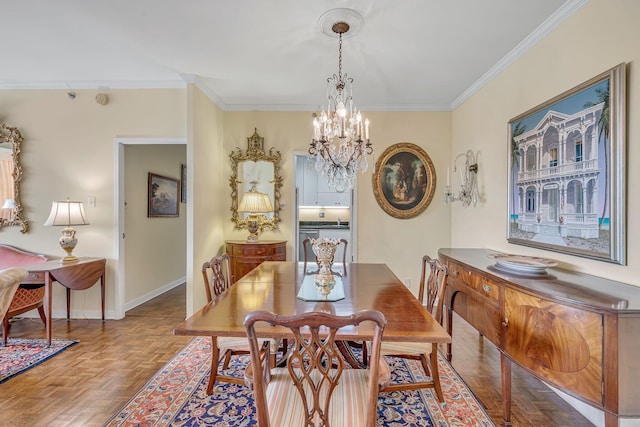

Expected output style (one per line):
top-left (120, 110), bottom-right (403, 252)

top-left (450, 0), bottom-right (588, 110)
top-left (0, 80), bottom-right (186, 90)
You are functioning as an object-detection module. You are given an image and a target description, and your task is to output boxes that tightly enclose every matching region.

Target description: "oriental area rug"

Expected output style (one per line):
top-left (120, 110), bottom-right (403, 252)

top-left (0, 338), bottom-right (78, 384)
top-left (106, 336), bottom-right (495, 427)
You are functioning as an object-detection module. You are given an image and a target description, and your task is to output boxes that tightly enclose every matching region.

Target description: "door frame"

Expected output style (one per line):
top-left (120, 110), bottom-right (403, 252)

top-left (113, 137), bottom-right (187, 319)
top-left (291, 152), bottom-right (358, 263)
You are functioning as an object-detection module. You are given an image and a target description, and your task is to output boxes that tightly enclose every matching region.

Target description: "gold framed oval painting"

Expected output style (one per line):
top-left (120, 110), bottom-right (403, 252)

top-left (372, 142), bottom-right (436, 219)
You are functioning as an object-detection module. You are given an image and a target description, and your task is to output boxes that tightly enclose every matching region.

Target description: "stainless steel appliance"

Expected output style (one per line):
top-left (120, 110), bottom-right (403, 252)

top-left (298, 229), bottom-right (319, 261)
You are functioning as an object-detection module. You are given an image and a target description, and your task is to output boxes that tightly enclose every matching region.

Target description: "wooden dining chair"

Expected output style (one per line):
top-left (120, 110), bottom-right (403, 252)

top-left (201, 253), bottom-right (270, 395)
top-left (302, 237), bottom-right (348, 274)
top-left (244, 309), bottom-right (389, 427)
top-left (375, 255), bottom-right (449, 401)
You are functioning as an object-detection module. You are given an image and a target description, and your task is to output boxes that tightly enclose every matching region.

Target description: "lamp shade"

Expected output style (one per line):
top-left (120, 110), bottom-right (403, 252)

top-left (44, 200), bottom-right (89, 226)
top-left (1, 199), bottom-right (16, 209)
top-left (238, 191), bottom-right (273, 214)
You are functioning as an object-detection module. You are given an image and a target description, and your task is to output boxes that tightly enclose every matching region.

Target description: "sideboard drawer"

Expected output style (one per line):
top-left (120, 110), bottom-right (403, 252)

top-left (471, 276), bottom-right (501, 305)
top-left (232, 243), bottom-right (284, 257)
top-left (226, 240), bottom-right (287, 282)
top-left (447, 260), bottom-right (473, 285)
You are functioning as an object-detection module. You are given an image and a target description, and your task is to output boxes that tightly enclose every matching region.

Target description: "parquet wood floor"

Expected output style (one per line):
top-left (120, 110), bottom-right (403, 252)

top-left (1, 284), bottom-right (594, 426)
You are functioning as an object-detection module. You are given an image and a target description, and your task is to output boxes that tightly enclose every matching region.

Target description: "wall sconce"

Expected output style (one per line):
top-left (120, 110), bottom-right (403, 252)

top-left (444, 150), bottom-right (479, 207)
top-left (238, 183), bottom-right (273, 242)
top-left (44, 198), bottom-right (90, 262)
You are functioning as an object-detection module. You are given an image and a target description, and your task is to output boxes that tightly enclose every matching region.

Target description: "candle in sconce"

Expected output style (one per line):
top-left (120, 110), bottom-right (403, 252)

top-left (446, 167), bottom-right (450, 187)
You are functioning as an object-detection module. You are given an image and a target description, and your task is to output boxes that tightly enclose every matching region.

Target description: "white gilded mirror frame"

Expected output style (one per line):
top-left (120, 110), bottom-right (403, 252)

top-left (230, 129), bottom-right (283, 233)
top-left (0, 124), bottom-right (28, 233)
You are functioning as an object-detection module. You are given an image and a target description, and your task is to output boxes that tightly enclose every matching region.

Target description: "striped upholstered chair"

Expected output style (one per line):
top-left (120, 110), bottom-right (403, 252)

top-left (244, 309), bottom-right (389, 427)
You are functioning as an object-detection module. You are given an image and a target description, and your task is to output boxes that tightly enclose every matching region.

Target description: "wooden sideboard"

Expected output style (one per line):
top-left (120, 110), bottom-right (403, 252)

top-left (439, 248), bottom-right (640, 427)
top-left (225, 240), bottom-right (286, 283)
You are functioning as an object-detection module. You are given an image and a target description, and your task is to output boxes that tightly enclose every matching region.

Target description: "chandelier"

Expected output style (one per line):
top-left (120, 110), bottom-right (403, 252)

top-left (308, 16), bottom-right (373, 193)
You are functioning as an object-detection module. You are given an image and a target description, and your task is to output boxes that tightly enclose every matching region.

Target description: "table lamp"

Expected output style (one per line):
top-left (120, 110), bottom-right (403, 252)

top-left (2, 198), bottom-right (16, 221)
top-left (237, 187), bottom-right (273, 242)
top-left (44, 198), bottom-right (89, 262)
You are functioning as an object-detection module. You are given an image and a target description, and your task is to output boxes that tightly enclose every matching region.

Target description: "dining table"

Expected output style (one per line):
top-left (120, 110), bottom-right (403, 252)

top-left (174, 261), bottom-right (451, 367)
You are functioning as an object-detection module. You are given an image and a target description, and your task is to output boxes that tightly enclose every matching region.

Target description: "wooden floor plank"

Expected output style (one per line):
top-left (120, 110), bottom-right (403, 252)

top-left (1, 284), bottom-right (594, 426)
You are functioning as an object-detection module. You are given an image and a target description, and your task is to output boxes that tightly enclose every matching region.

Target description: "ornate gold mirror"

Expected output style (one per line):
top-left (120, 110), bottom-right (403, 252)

top-left (0, 124), bottom-right (28, 233)
top-left (230, 129), bottom-right (282, 235)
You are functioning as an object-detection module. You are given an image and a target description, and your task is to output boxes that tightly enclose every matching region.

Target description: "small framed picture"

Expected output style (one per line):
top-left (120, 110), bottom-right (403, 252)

top-left (181, 164), bottom-right (187, 203)
top-left (372, 142), bottom-right (437, 219)
top-left (148, 172), bottom-right (180, 217)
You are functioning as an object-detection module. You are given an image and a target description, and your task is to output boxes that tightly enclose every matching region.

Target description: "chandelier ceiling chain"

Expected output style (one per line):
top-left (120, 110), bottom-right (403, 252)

top-left (308, 14), bottom-right (373, 193)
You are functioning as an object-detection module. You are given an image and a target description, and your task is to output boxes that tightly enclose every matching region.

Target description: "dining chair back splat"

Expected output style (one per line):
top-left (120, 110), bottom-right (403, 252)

top-left (302, 237), bottom-right (348, 274)
top-left (374, 255), bottom-right (449, 401)
top-left (201, 253), bottom-right (270, 395)
top-left (244, 309), bottom-right (387, 427)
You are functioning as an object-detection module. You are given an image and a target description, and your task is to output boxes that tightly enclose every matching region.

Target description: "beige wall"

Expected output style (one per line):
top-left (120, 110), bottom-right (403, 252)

top-left (0, 88), bottom-right (186, 318)
top-left (451, 0), bottom-right (639, 287)
top-left (222, 111), bottom-right (452, 293)
top-left (124, 144), bottom-right (186, 304)
top-left (187, 84), bottom-right (226, 316)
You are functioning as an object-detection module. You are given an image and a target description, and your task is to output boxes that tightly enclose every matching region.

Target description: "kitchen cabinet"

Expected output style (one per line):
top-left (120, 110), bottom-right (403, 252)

top-left (296, 159), bottom-right (318, 206)
top-left (297, 159), bottom-right (350, 207)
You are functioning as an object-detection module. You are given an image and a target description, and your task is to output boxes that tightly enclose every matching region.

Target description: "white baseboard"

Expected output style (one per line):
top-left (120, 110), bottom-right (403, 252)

top-left (123, 277), bottom-right (185, 312)
top-left (12, 277), bottom-right (186, 321)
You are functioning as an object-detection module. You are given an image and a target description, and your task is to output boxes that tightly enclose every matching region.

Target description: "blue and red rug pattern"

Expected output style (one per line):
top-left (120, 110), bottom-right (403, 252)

top-left (106, 337), bottom-right (495, 426)
top-left (0, 338), bottom-right (78, 384)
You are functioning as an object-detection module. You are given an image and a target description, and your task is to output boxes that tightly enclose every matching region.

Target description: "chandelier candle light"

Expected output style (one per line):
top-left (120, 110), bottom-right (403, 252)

top-left (309, 10), bottom-right (373, 193)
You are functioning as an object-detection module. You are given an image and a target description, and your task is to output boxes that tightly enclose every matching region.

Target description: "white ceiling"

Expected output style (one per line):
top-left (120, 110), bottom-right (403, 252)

top-left (1, 0), bottom-right (586, 111)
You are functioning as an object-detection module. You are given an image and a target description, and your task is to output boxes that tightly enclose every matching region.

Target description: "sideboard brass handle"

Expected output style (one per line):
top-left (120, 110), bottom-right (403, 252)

top-left (482, 283), bottom-right (492, 293)
top-left (502, 318), bottom-right (509, 328)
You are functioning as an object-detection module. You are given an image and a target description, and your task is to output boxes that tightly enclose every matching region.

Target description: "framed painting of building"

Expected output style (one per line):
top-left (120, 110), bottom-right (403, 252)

top-left (507, 63), bottom-right (626, 264)
top-left (372, 142), bottom-right (436, 219)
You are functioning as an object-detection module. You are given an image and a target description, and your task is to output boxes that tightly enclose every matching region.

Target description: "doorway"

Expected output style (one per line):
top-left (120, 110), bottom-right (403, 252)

top-left (292, 153), bottom-right (357, 264)
top-left (114, 137), bottom-right (186, 319)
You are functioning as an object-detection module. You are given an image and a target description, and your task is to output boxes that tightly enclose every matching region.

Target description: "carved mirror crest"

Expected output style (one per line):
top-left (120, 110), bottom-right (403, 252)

top-left (0, 124), bottom-right (28, 233)
top-left (230, 129), bottom-right (283, 233)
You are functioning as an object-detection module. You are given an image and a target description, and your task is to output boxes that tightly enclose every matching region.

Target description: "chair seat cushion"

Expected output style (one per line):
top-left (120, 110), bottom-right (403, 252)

top-left (265, 368), bottom-right (371, 426)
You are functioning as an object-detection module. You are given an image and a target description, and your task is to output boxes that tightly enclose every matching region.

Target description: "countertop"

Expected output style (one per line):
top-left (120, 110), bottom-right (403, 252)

top-left (299, 221), bottom-right (350, 230)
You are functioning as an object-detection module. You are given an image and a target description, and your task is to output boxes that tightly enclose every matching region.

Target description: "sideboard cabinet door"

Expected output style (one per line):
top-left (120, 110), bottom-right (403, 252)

top-left (504, 287), bottom-right (603, 405)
